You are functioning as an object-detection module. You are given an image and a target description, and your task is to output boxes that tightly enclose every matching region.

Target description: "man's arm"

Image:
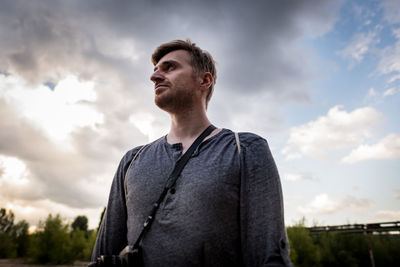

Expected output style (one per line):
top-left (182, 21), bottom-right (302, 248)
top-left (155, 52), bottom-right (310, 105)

top-left (239, 134), bottom-right (292, 266)
top-left (91, 147), bottom-right (141, 262)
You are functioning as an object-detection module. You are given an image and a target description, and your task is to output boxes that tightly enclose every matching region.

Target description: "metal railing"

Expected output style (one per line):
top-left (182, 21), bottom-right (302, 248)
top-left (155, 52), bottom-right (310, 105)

top-left (307, 221), bottom-right (400, 234)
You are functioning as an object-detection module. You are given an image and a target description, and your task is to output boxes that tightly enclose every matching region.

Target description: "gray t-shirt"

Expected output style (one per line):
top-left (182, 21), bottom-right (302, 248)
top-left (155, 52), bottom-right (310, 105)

top-left (91, 129), bottom-right (292, 266)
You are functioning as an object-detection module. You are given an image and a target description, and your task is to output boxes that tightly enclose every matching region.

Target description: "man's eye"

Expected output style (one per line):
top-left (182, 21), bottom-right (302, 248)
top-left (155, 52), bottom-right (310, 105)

top-left (166, 63), bottom-right (174, 71)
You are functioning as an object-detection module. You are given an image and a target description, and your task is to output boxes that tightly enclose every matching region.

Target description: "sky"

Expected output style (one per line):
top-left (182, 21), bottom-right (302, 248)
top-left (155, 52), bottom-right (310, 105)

top-left (0, 0), bottom-right (399, 230)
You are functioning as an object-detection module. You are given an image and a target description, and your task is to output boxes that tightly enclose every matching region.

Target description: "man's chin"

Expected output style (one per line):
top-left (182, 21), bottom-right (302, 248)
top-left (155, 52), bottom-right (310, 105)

top-left (154, 96), bottom-right (171, 111)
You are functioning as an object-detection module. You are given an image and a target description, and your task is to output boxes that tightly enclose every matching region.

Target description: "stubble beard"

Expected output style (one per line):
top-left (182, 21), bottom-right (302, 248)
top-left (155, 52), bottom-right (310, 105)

top-left (154, 84), bottom-right (197, 114)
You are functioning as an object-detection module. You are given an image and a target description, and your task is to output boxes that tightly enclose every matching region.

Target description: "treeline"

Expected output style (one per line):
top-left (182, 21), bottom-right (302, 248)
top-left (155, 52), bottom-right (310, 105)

top-left (0, 208), bottom-right (97, 264)
top-left (287, 218), bottom-right (400, 266)
top-left (1, 208), bottom-right (400, 265)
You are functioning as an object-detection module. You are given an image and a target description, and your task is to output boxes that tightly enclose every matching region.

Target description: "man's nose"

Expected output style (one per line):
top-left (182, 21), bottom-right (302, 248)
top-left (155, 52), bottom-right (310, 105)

top-left (150, 70), bottom-right (164, 83)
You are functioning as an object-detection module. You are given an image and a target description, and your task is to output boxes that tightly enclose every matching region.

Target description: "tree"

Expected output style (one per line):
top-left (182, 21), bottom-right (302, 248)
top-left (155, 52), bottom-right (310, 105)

top-left (287, 218), bottom-right (321, 266)
top-left (71, 215), bottom-right (88, 232)
top-left (70, 229), bottom-right (87, 260)
top-left (29, 214), bottom-right (74, 264)
top-left (0, 208), bottom-right (16, 258)
top-left (12, 220), bottom-right (30, 258)
top-left (0, 208), bottom-right (14, 234)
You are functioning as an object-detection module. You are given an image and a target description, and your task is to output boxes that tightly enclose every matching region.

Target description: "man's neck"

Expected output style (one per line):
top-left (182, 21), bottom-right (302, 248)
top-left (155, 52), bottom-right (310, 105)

top-left (168, 108), bottom-right (210, 141)
top-left (166, 108), bottom-right (219, 153)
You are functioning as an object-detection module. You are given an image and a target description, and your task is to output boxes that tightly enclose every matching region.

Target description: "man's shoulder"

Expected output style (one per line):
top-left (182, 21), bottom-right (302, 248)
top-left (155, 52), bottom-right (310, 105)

top-left (217, 129), bottom-right (270, 154)
top-left (232, 130), bottom-right (268, 148)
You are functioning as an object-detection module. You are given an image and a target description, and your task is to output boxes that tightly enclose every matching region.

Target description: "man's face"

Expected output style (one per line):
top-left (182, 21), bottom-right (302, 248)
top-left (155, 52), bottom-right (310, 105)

top-left (150, 50), bottom-right (200, 112)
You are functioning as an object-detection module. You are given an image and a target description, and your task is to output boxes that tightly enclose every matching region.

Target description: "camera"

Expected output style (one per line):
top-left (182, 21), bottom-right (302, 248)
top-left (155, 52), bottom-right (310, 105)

top-left (88, 246), bottom-right (143, 267)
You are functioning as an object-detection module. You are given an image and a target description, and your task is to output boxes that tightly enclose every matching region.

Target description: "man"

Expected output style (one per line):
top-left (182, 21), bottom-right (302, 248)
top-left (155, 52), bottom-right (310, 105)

top-left (91, 40), bottom-right (292, 266)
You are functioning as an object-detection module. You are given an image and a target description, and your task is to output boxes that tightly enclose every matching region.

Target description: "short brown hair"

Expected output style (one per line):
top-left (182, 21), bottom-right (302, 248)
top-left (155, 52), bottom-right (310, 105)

top-left (151, 39), bottom-right (217, 107)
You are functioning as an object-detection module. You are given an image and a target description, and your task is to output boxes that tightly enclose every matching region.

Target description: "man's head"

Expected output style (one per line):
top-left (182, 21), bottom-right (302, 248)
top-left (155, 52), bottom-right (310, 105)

top-left (151, 39), bottom-right (217, 108)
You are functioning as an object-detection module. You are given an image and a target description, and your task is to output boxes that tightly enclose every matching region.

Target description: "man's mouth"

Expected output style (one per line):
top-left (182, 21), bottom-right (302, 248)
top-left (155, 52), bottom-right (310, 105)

top-left (155, 84), bottom-right (168, 94)
top-left (155, 84), bottom-right (168, 90)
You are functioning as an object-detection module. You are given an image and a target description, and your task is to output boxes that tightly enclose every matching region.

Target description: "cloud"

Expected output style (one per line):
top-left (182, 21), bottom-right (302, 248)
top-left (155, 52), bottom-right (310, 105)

top-left (383, 87), bottom-right (397, 97)
top-left (0, 0), bottom-right (344, 102)
top-left (0, 92), bottom-right (147, 209)
top-left (338, 31), bottom-right (378, 66)
top-left (367, 87), bottom-right (377, 97)
top-left (0, 74), bottom-right (104, 141)
top-left (282, 172), bottom-right (315, 182)
top-left (0, 0), bottom-right (347, 145)
top-left (282, 105), bottom-right (383, 159)
top-left (342, 134), bottom-right (400, 164)
top-left (375, 210), bottom-right (400, 221)
top-left (3, 199), bottom-right (103, 229)
top-left (377, 34), bottom-right (400, 84)
top-left (0, 0), bottom-right (346, 226)
top-left (297, 194), bottom-right (371, 215)
top-left (381, 0), bottom-right (400, 24)
top-left (394, 189), bottom-right (400, 200)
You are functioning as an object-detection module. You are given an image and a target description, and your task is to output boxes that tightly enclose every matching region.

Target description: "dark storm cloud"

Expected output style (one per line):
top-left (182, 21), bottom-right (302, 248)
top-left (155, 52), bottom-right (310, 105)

top-left (0, 0), bottom-right (343, 98)
top-left (0, 0), bottom-right (343, 209)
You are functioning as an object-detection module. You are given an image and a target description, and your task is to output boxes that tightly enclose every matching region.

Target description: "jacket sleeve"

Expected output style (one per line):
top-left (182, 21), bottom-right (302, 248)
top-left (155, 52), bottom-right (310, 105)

top-left (90, 147), bottom-right (141, 262)
top-left (240, 135), bottom-right (292, 266)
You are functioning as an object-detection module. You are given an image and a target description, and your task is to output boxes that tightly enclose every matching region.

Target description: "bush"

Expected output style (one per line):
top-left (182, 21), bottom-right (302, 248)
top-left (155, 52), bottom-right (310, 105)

top-left (287, 220), bottom-right (400, 267)
top-left (29, 214), bottom-right (74, 264)
top-left (12, 220), bottom-right (30, 258)
top-left (0, 208), bottom-right (17, 258)
top-left (287, 218), bottom-right (321, 266)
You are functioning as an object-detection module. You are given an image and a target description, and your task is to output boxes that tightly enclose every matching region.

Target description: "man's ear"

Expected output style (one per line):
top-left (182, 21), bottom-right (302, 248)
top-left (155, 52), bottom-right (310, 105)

top-left (200, 72), bottom-right (213, 91)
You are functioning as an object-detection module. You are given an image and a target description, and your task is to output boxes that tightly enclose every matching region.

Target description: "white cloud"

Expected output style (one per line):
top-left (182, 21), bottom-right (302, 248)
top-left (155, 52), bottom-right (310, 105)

top-left (374, 27), bottom-right (400, 85)
top-left (375, 210), bottom-right (400, 221)
top-left (298, 194), bottom-right (371, 215)
top-left (342, 134), bottom-right (400, 164)
top-left (388, 74), bottom-right (400, 83)
top-left (338, 31), bottom-right (378, 66)
top-left (0, 74), bottom-right (104, 141)
top-left (0, 91), bottom-right (146, 210)
top-left (377, 42), bottom-right (400, 84)
top-left (0, 155), bottom-right (29, 185)
top-left (283, 172), bottom-right (314, 181)
top-left (4, 199), bottom-right (103, 229)
top-left (298, 194), bottom-right (339, 214)
top-left (282, 105), bottom-right (383, 159)
top-left (383, 87), bottom-right (397, 97)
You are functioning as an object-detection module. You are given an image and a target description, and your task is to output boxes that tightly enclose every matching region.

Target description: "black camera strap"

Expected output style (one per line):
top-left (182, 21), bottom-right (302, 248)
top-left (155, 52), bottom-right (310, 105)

top-left (132, 124), bottom-right (216, 249)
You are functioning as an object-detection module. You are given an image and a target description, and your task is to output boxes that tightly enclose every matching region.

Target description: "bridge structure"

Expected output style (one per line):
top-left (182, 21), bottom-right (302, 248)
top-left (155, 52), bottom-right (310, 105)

top-left (307, 221), bottom-right (400, 235)
top-left (307, 221), bottom-right (400, 267)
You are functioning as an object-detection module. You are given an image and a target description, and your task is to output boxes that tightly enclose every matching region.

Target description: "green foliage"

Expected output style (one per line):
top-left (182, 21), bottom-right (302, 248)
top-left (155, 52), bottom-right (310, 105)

top-left (12, 220), bottom-right (30, 258)
top-left (29, 214), bottom-right (74, 264)
top-left (82, 229), bottom-right (98, 260)
top-left (287, 219), bottom-right (400, 267)
top-left (372, 234), bottom-right (400, 266)
top-left (0, 208), bottom-right (20, 258)
top-left (28, 213), bottom-right (97, 264)
top-left (70, 215), bottom-right (96, 261)
top-left (70, 229), bottom-right (87, 260)
top-left (72, 215), bottom-right (88, 232)
top-left (0, 208), bottom-right (14, 234)
top-left (69, 228), bottom-right (97, 260)
top-left (2, 208), bottom-right (399, 266)
top-left (0, 208), bottom-right (98, 263)
top-left (287, 218), bottom-right (320, 266)
top-left (0, 232), bottom-right (17, 258)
